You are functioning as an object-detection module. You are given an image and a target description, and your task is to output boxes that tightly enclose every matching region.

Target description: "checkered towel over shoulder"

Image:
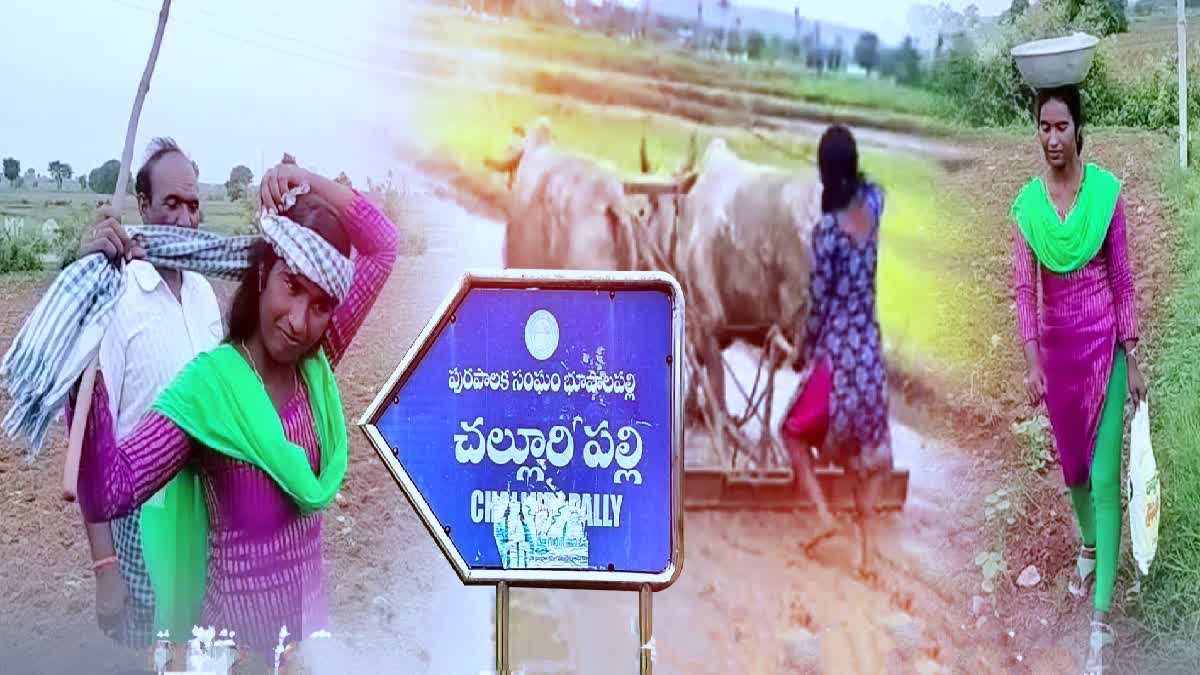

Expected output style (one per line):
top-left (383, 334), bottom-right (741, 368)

top-left (1, 226), bottom-right (256, 455)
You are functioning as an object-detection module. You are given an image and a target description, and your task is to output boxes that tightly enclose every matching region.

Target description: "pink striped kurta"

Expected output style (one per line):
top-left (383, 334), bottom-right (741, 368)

top-left (76, 192), bottom-right (399, 652)
top-left (1012, 195), bottom-right (1139, 487)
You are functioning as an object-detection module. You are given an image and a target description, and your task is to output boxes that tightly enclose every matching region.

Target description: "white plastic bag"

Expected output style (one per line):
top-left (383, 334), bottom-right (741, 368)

top-left (1127, 401), bottom-right (1161, 576)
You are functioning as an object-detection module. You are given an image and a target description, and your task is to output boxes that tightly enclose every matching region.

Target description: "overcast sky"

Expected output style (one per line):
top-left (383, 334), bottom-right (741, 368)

top-left (1, 0), bottom-right (1010, 186)
top-left (640, 1), bottom-right (1012, 42)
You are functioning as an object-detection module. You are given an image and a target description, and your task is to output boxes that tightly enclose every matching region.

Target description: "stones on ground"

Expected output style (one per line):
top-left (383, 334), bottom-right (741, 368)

top-left (371, 595), bottom-right (395, 627)
top-left (970, 595), bottom-right (988, 616)
top-left (883, 613), bottom-right (922, 654)
top-left (914, 658), bottom-right (948, 675)
top-left (780, 628), bottom-right (822, 673)
top-left (1017, 565), bottom-right (1041, 588)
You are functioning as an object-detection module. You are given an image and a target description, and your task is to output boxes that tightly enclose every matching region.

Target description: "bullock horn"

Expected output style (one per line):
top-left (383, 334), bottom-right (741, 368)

top-left (684, 129), bottom-right (699, 172)
top-left (639, 135), bottom-right (652, 174)
top-left (484, 152), bottom-right (522, 173)
top-left (677, 170), bottom-right (700, 195)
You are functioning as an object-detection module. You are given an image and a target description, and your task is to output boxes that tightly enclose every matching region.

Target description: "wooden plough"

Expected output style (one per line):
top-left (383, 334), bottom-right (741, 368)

top-left (626, 188), bottom-right (909, 513)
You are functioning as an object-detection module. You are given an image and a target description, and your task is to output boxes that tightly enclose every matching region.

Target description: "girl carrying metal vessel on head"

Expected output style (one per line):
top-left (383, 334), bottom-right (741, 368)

top-left (1010, 83), bottom-right (1145, 674)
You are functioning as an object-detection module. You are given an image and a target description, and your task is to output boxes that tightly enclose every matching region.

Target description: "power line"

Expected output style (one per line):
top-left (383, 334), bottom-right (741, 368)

top-left (101, 0), bottom-right (432, 84)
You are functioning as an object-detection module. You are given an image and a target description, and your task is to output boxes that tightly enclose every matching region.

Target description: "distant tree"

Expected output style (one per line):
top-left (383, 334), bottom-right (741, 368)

top-left (48, 161), bottom-right (73, 191)
top-left (1099, 0), bottom-right (1130, 34)
top-left (717, 0), bottom-right (731, 51)
top-left (2, 158), bottom-right (18, 187)
top-left (225, 165), bottom-right (254, 201)
top-left (854, 32), bottom-right (881, 75)
top-left (25, 168), bottom-right (37, 189)
top-left (1069, 0), bottom-right (1129, 35)
top-left (891, 36), bottom-right (922, 86)
top-left (1005, 0), bottom-right (1030, 21)
top-left (766, 34), bottom-right (784, 62)
top-left (963, 4), bottom-right (981, 28)
top-left (745, 30), bottom-right (766, 60)
top-left (78, 174), bottom-right (88, 191)
top-left (89, 160), bottom-right (121, 195)
top-left (726, 17), bottom-right (742, 54)
top-left (334, 171), bottom-right (353, 188)
top-left (831, 36), bottom-right (845, 70)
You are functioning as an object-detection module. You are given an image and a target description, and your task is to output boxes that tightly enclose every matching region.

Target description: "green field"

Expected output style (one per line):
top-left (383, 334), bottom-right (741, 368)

top-left (0, 186), bottom-right (254, 273)
top-left (410, 82), bottom-right (983, 380)
top-left (409, 8), bottom-right (946, 123)
top-left (1109, 12), bottom-right (1200, 79)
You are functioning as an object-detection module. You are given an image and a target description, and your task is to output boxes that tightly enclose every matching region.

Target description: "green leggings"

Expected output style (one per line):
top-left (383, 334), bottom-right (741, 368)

top-left (1068, 347), bottom-right (1127, 614)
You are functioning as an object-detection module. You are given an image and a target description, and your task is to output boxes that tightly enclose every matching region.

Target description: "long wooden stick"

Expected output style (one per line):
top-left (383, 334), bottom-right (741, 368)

top-left (63, 0), bottom-right (173, 502)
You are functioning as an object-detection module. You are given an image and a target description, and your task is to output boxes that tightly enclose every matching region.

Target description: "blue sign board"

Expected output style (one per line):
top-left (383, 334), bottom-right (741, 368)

top-left (359, 271), bottom-right (684, 590)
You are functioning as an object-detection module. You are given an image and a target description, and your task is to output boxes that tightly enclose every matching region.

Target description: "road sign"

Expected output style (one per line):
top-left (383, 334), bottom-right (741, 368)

top-left (359, 270), bottom-right (685, 591)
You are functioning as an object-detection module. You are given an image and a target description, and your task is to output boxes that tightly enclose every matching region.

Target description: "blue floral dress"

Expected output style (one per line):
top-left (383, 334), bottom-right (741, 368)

top-left (796, 182), bottom-right (893, 474)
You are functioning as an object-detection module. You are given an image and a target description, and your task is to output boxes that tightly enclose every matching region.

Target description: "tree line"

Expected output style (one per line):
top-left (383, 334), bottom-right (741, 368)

top-left (0, 156), bottom-right (277, 202)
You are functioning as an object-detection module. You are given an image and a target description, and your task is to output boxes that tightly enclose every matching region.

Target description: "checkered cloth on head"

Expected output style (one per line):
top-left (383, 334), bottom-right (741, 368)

top-left (1, 185), bottom-right (354, 455)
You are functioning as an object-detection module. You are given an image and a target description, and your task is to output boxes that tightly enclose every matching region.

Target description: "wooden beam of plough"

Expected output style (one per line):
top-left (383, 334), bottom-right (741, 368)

top-left (627, 201), bottom-right (909, 512)
top-left (684, 465), bottom-right (911, 512)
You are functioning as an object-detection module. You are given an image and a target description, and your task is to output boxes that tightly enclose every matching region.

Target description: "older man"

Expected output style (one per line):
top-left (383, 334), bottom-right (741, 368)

top-left (70, 137), bottom-right (224, 651)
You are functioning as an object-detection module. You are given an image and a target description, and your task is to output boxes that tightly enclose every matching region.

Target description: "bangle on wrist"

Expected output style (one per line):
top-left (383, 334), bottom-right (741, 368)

top-left (91, 555), bottom-right (118, 572)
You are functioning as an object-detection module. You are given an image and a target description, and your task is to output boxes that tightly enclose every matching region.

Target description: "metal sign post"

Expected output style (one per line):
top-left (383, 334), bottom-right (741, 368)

top-left (496, 581), bottom-right (510, 675)
top-left (360, 270), bottom-right (684, 673)
top-left (639, 584), bottom-right (654, 675)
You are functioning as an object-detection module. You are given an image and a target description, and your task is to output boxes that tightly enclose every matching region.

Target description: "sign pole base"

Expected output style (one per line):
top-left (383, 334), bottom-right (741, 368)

top-left (639, 584), bottom-right (654, 675)
top-left (496, 581), bottom-right (510, 675)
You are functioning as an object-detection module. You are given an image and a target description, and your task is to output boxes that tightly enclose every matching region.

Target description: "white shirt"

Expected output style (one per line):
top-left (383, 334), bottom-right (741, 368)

top-left (98, 259), bottom-right (224, 441)
top-left (92, 260), bottom-right (223, 608)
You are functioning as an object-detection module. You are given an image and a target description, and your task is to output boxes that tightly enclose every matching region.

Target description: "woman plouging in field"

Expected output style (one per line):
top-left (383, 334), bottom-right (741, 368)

top-left (1010, 85), bottom-right (1146, 674)
top-left (781, 124), bottom-right (893, 578)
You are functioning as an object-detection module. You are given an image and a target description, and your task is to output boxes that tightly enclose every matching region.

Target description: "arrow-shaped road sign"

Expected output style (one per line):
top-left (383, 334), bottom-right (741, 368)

top-left (358, 270), bottom-right (685, 591)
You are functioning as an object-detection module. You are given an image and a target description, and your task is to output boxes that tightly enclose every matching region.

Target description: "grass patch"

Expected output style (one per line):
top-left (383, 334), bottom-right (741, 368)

top-left (1108, 13), bottom-right (1200, 81)
top-left (1130, 160), bottom-right (1200, 643)
top-left (411, 86), bottom-right (987, 379)
top-left (523, 66), bottom-right (956, 137)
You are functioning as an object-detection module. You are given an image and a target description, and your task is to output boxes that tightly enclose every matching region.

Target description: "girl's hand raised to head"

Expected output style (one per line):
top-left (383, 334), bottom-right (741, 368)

top-left (259, 162), bottom-right (310, 215)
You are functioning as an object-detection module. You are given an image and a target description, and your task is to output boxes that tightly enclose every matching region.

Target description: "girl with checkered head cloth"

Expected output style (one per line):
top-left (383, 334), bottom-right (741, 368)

top-left (73, 160), bottom-right (400, 664)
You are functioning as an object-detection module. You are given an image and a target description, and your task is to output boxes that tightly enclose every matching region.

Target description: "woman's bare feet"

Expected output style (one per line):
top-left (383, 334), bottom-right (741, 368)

top-left (801, 518), bottom-right (842, 557)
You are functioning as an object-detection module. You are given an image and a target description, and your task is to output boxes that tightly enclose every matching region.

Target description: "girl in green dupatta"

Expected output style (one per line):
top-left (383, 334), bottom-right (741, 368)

top-left (1009, 86), bottom-right (1147, 674)
top-left (77, 161), bottom-right (399, 666)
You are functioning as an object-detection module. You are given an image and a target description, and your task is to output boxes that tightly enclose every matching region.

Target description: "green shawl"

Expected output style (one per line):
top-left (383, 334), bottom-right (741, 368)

top-left (1010, 162), bottom-right (1122, 274)
top-left (137, 343), bottom-right (348, 638)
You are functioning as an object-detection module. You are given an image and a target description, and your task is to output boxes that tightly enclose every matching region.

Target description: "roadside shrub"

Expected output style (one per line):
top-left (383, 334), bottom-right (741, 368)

top-left (365, 171), bottom-right (429, 257)
top-left (0, 217), bottom-right (50, 273)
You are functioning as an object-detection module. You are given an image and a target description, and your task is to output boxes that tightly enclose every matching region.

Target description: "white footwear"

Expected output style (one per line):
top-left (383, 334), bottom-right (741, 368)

top-left (1069, 545), bottom-right (1097, 598)
top-left (1084, 620), bottom-right (1115, 674)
